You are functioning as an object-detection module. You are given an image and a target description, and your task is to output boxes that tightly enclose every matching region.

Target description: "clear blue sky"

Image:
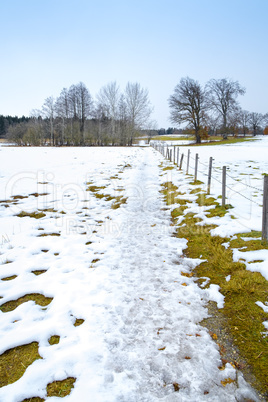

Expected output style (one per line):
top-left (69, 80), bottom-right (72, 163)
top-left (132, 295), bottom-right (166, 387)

top-left (1, 0), bottom-right (267, 128)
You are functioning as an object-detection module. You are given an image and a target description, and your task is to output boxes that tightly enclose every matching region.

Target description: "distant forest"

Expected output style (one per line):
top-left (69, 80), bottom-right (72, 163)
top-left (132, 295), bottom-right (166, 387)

top-left (0, 115), bottom-right (30, 138)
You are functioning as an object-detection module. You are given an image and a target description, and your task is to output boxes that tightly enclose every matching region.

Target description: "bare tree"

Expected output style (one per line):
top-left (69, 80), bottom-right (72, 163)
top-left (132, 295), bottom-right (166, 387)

top-left (249, 112), bottom-right (264, 136)
top-left (238, 109), bottom-right (250, 136)
top-left (97, 81), bottom-right (120, 144)
top-left (92, 103), bottom-right (109, 146)
top-left (228, 109), bottom-right (241, 136)
top-left (42, 96), bottom-right (55, 145)
top-left (68, 82), bottom-right (93, 144)
top-left (124, 82), bottom-right (153, 144)
top-left (7, 122), bottom-right (28, 145)
top-left (76, 82), bottom-right (93, 139)
top-left (168, 77), bottom-right (207, 143)
top-left (97, 81), bottom-right (120, 119)
top-left (206, 78), bottom-right (245, 138)
top-left (55, 88), bottom-right (70, 145)
top-left (118, 94), bottom-right (130, 145)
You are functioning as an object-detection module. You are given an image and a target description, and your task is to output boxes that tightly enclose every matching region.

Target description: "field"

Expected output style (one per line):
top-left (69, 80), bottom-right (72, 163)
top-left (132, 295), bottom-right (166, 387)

top-left (0, 140), bottom-right (267, 401)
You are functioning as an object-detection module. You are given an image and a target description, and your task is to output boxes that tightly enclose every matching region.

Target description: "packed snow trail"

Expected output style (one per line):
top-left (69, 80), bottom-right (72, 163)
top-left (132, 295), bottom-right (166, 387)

top-left (0, 146), bottom-right (258, 401)
top-left (71, 148), bottom-right (256, 401)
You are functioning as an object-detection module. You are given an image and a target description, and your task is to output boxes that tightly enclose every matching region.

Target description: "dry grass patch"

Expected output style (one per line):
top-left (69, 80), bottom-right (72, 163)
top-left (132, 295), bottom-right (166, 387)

top-left (230, 231), bottom-right (268, 251)
top-left (111, 196), bottom-right (127, 209)
top-left (0, 342), bottom-right (41, 387)
top-left (37, 232), bottom-right (60, 237)
top-left (86, 184), bottom-right (106, 193)
top-left (161, 181), bottom-right (188, 205)
top-left (29, 193), bottom-right (49, 197)
top-left (48, 335), bottom-right (60, 345)
top-left (1, 275), bottom-right (17, 281)
top-left (0, 293), bottom-right (53, 313)
top-left (47, 377), bottom-right (76, 398)
top-left (16, 211), bottom-right (46, 219)
top-left (12, 195), bottom-right (28, 200)
top-left (32, 270), bottom-right (47, 275)
top-left (74, 318), bottom-right (84, 327)
top-left (162, 166), bottom-right (174, 171)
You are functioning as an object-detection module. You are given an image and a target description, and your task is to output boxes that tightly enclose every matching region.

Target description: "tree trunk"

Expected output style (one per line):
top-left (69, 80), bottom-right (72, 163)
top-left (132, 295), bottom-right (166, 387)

top-left (195, 129), bottom-right (201, 144)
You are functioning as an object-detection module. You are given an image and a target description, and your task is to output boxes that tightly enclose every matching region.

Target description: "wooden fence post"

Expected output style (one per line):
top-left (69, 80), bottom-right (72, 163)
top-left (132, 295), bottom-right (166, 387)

top-left (194, 153), bottom-right (199, 182)
top-left (174, 146), bottom-right (176, 164)
top-left (179, 153), bottom-right (184, 170)
top-left (262, 175), bottom-right (268, 241)
top-left (222, 166), bottom-right (226, 207)
top-left (186, 149), bottom-right (190, 174)
top-left (170, 149), bottom-right (172, 162)
top-left (207, 157), bottom-right (213, 194)
top-left (177, 147), bottom-right (179, 166)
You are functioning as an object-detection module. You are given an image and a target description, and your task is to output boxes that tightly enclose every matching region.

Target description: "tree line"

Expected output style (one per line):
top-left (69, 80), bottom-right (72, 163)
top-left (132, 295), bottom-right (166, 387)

top-left (5, 81), bottom-right (154, 146)
top-left (168, 77), bottom-right (268, 143)
top-left (0, 115), bottom-right (30, 138)
top-left (3, 77), bottom-right (268, 146)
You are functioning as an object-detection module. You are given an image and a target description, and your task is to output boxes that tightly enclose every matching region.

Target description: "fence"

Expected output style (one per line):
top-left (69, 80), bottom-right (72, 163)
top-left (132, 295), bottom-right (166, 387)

top-left (151, 142), bottom-right (268, 241)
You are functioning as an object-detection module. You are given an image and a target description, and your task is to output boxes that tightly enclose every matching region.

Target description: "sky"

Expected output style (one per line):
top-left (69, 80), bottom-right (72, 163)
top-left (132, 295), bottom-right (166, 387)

top-left (0, 0), bottom-right (268, 128)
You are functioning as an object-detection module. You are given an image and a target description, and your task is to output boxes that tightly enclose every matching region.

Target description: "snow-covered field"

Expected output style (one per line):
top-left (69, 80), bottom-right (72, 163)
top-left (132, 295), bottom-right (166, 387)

top-left (153, 137), bottom-right (268, 280)
top-left (0, 141), bottom-right (267, 401)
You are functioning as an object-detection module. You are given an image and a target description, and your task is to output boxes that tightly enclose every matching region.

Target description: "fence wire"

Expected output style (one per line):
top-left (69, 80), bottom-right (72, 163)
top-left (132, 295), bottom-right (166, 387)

top-left (151, 142), bottom-right (264, 207)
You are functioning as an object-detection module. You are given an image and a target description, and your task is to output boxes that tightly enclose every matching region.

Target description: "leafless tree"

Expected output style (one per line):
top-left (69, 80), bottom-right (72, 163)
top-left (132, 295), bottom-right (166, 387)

top-left (238, 109), bottom-right (250, 136)
top-left (7, 122), bottom-right (28, 145)
top-left (55, 88), bottom-right (70, 145)
top-left (206, 78), bottom-right (245, 138)
top-left (124, 82), bottom-right (153, 144)
top-left (168, 77), bottom-right (207, 143)
top-left (248, 112), bottom-right (264, 136)
top-left (118, 94), bottom-right (130, 145)
top-left (42, 96), bottom-right (55, 145)
top-left (97, 81), bottom-right (120, 144)
top-left (76, 82), bottom-right (93, 137)
top-left (97, 81), bottom-right (120, 119)
top-left (68, 82), bottom-right (93, 144)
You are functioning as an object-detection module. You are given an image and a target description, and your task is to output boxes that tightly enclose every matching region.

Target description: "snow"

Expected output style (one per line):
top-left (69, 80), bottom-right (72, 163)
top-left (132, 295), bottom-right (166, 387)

top-left (256, 302), bottom-right (268, 335)
top-left (0, 142), bottom-right (265, 401)
top-left (206, 284), bottom-right (225, 309)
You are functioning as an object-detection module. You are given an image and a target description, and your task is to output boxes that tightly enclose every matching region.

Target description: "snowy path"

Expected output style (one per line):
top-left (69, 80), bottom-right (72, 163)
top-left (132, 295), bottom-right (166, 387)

top-left (72, 149), bottom-right (256, 401)
top-left (0, 147), bottom-right (258, 401)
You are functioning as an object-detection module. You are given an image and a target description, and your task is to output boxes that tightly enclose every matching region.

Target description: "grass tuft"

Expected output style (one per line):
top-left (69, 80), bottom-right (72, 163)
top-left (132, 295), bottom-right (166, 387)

top-left (111, 196), bottom-right (127, 209)
top-left (31, 270), bottom-right (47, 275)
top-left (230, 231), bottom-right (268, 251)
top-left (206, 204), bottom-right (233, 218)
top-left (86, 185), bottom-right (106, 192)
top-left (74, 318), bottom-right (84, 327)
top-left (48, 335), bottom-right (60, 345)
top-left (162, 166), bottom-right (174, 171)
top-left (0, 293), bottom-right (53, 313)
top-left (47, 377), bottom-right (76, 397)
top-left (0, 342), bottom-right (41, 387)
top-left (16, 211), bottom-right (46, 219)
top-left (37, 232), bottom-right (60, 237)
top-left (1, 275), bottom-right (17, 281)
top-left (189, 180), bottom-right (204, 185)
